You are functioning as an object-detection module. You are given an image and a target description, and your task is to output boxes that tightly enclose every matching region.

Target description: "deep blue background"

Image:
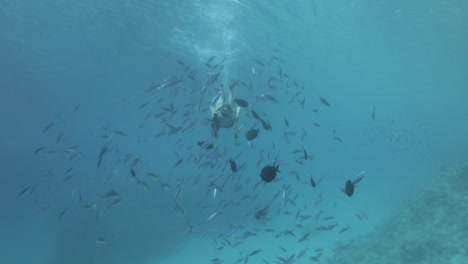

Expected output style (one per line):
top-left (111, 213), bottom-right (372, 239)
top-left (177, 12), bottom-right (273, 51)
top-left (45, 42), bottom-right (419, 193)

top-left (1, 1), bottom-right (467, 263)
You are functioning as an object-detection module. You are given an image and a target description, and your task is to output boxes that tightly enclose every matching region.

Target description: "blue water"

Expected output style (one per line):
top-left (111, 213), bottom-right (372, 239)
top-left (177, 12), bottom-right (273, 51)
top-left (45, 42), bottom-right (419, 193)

top-left (1, 1), bottom-right (467, 263)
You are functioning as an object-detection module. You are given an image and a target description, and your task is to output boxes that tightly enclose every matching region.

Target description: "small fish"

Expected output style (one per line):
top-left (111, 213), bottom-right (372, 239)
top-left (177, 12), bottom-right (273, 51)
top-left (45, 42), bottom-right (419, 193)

top-left (260, 119), bottom-right (272, 131)
top-left (42, 122), bottom-right (54, 133)
top-left (261, 93), bottom-right (279, 103)
top-left (298, 232), bottom-right (311, 242)
top-left (207, 211), bottom-right (219, 222)
top-left (167, 124), bottom-right (183, 135)
top-left (37, 205), bottom-right (51, 214)
top-left (108, 199), bottom-right (122, 208)
top-left (137, 180), bottom-right (149, 192)
top-left (353, 171), bottom-right (366, 185)
top-left (372, 106), bottom-right (376, 121)
top-left (339, 226), bottom-right (351, 233)
top-left (310, 175), bottom-right (317, 188)
top-left (173, 158), bottom-right (184, 168)
top-left (198, 140), bottom-right (214, 149)
top-left (319, 97), bottom-right (330, 106)
top-left (100, 189), bottom-right (119, 199)
top-left (224, 226), bottom-right (241, 237)
top-left (206, 55), bottom-right (216, 65)
top-left (96, 237), bottom-right (107, 244)
top-left (176, 203), bottom-right (184, 216)
top-left (303, 148), bottom-right (309, 160)
top-left (284, 118), bottom-right (289, 127)
top-left (138, 102), bottom-right (150, 109)
top-left (251, 110), bottom-right (261, 120)
top-left (252, 58), bottom-right (265, 66)
top-left (115, 130), bottom-right (128, 136)
top-left (187, 223), bottom-right (193, 234)
top-left (34, 147), bottom-right (45, 155)
top-left (206, 73), bottom-right (220, 86)
top-left (249, 249), bottom-right (262, 256)
top-left (315, 223), bottom-right (338, 231)
top-left (334, 136), bottom-right (343, 143)
top-left (229, 159), bottom-right (238, 172)
top-left (58, 208), bottom-right (68, 219)
top-left (147, 172), bottom-right (158, 178)
top-left (175, 187), bottom-right (182, 199)
top-left (18, 186), bottom-right (31, 196)
top-left (234, 98), bottom-right (249, 108)
top-left (158, 77), bottom-right (183, 90)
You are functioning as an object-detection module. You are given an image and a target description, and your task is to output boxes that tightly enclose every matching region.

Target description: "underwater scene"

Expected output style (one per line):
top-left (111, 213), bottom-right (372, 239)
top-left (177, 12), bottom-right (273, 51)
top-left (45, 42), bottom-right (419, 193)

top-left (1, 1), bottom-right (467, 264)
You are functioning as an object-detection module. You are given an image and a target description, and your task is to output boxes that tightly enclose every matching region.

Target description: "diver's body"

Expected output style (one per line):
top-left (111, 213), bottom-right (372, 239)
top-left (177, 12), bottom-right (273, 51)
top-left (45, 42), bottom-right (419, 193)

top-left (210, 85), bottom-right (241, 139)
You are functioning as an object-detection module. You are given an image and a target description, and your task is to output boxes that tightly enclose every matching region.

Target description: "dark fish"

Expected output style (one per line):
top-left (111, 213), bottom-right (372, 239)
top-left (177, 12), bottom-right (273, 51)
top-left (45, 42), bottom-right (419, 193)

top-left (310, 176), bottom-right (316, 188)
top-left (73, 105), bottom-right (80, 112)
top-left (246, 129), bottom-right (260, 141)
top-left (229, 159), bottom-right (238, 172)
top-left (234, 98), bottom-right (249, 108)
top-left (284, 118), bottom-right (289, 127)
top-left (345, 180), bottom-right (354, 197)
top-left (260, 164), bottom-right (279, 183)
top-left (130, 168), bottom-right (136, 177)
top-left (372, 106), bottom-right (376, 121)
top-left (319, 97), bottom-right (330, 106)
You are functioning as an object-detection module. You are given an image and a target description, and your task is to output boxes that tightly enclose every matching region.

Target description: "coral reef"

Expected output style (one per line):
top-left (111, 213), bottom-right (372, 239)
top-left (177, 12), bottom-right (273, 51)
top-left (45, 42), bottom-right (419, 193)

top-left (328, 164), bottom-right (468, 264)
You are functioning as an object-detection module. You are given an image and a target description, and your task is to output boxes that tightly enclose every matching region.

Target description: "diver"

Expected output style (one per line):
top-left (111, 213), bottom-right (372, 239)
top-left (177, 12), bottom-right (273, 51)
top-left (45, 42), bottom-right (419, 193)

top-left (210, 84), bottom-right (241, 139)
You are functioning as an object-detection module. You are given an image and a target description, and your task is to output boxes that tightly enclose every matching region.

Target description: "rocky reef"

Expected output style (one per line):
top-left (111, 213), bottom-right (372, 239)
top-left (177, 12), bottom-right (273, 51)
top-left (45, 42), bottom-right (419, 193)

top-left (328, 164), bottom-right (468, 264)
